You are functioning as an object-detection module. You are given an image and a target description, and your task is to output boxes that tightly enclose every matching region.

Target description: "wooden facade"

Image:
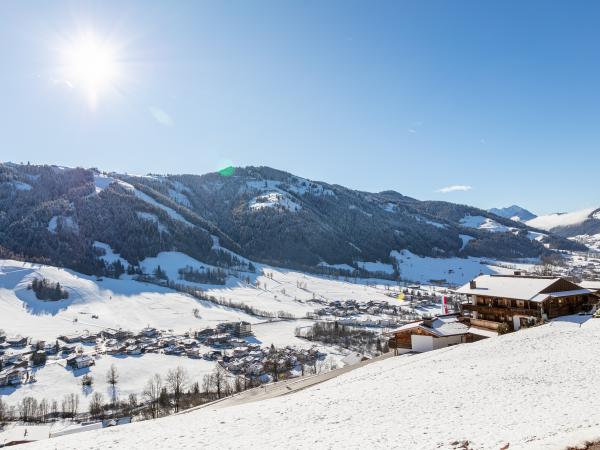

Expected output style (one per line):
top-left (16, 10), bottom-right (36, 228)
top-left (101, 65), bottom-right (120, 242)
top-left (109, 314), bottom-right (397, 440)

top-left (459, 277), bottom-right (598, 330)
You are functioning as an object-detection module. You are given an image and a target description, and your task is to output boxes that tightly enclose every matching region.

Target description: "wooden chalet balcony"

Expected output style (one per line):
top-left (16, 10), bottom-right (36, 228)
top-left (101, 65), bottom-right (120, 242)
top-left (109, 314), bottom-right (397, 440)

top-left (461, 303), bottom-right (541, 318)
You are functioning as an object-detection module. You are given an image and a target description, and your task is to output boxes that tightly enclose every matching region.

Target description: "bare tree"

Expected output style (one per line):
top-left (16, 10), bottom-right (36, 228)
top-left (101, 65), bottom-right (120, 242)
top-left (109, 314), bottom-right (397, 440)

top-left (212, 366), bottom-right (227, 399)
top-left (38, 399), bottom-right (49, 423)
top-left (89, 392), bottom-right (105, 419)
top-left (19, 397), bottom-right (38, 422)
top-left (106, 364), bottom-right (119, 406)
top-left (166, 366), bottom-right (189, 413)
top-left (143, 374), bottom-right (163, 419)
top-left (61, 393), bottom-right (79, 419)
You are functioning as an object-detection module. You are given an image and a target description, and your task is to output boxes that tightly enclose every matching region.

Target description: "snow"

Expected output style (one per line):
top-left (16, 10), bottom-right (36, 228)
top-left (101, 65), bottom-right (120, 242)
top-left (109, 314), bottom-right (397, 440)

top-left (47, 216), bottom-right (79, 234)
top-left (391, 250), bottom-right (537, 286)
top-left (11, 181), bottom-right (33, 191)
top-left (139, 252), bottom-right (215, 282)
top-left (245, 178), bottom-right (334, 198)
top-left (455, 274), bottom-right (564, 301)
top-left (460, 215), bottom-right (510, 233)
top-left (459, 234), bottom-right (475, 250)
top-left (26, 318), bottom-right (600, 450)
top-left (249, 192), bottom-right (302, 212)
top-left (136, 212), bottom-right (168, 233)
top-left (416, 216), bottom-right (447, 229)
top-left (355, 261), bottom-right (395, 275)
top-left (132, 189), bottom-right (194, 227)
top-left (383, 202), bottom-right (396, 212)
top-left (571, 233), bottom-right (600, 251)
top-left (168, 189), bottom-right (192, 207)
top-left (527, 230), bottom-right (547, 242)
top-left (93, 242), bottom-right (129, 268)
top-left (317, 262), bottom-right (356, 272)
top-left (1, 353), bottom-right (216, 411)
top-left (93, 174), bottom-right (116, 193)
top-left (526, 208), bottom-right (596, 231)
top-left (0, 259), bottom-right (254, 341)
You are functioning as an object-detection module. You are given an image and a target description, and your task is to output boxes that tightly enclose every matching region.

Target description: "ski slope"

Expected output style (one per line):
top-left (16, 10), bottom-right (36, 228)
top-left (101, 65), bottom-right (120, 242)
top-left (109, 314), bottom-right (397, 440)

top-left (26, 317), bottom-right (600, 450)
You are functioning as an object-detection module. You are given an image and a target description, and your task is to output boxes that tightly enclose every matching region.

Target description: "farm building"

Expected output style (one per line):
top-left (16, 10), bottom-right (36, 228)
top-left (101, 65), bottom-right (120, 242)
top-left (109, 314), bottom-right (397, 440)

top-left (456, 274), bottom-right (599, 331)
top-left (387, 314), bottom-right (493, 353)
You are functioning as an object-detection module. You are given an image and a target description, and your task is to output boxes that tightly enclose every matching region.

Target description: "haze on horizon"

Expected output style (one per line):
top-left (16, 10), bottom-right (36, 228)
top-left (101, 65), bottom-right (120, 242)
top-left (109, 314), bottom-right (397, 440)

top-left (1, 1), bottom-right (599, 215)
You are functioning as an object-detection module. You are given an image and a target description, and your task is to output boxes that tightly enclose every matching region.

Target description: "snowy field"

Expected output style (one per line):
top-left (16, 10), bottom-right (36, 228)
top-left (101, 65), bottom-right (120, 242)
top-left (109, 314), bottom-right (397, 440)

top-left (391, 250), bottom-right (538, 285)
top-left (25, 317), bottom-right (600, 450)
top-left (0, 354), bottom-right (215, 410)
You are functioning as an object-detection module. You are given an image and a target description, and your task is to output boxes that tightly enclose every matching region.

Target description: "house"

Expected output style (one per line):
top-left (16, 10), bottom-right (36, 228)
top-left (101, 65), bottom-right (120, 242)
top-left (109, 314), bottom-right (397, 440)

top-left (66, 354), bottom-right (95, 370)
top-left (194, 328), bottom-right (215, 340)
top-left (6, 335), bottom-right (28, 348)
top-left (102, 328), bottom-right (131, 341)
top-left (456, 274), bottom-right (599, 331)
top-left (216, 321), bottom-right (253, 338)
top-left (0, 367), bottom-right (28, 387)
top-left (387, 314), bottom-right (492, 353)
top-left (58, 333), bottom-right (83, 344)
top-left (140, 326), bottom-right (159, 338)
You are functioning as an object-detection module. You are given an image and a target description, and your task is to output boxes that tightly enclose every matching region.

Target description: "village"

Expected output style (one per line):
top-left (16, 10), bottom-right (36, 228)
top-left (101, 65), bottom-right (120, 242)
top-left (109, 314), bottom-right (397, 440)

top-left (2, 269), bottom-right (600, 447)
top-left (0, 319), bottom-right (333, 391)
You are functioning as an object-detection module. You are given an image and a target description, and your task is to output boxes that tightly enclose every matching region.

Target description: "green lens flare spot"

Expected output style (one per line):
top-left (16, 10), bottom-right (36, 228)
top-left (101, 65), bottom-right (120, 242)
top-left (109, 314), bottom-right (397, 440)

top-left (218, 166), bottom-right (235, 177)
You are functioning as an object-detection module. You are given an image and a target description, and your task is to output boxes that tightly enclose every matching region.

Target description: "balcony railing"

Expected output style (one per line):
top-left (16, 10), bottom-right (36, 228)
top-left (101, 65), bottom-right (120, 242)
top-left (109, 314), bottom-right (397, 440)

top-left (461, 303), bottom-right (541, 317)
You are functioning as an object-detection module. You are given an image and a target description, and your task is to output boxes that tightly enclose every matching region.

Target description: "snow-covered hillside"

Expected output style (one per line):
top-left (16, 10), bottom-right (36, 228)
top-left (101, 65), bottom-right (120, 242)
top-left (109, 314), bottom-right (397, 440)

top-left (391, 250), bottom-right (537, 285)
top-left (526, 208), bottom-right (596, 231)
top-left (26, 317), bottom-right (600, 450)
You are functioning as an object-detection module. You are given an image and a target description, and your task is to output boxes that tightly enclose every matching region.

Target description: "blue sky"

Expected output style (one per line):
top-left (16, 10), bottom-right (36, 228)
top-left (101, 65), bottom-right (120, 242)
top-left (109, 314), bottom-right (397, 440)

top-left (0, 1), bottom-right (598, 215)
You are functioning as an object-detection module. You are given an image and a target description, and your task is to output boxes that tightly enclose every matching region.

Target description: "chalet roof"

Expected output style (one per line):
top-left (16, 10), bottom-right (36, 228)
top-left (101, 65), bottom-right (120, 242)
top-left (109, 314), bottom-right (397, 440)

top-left (579, 280), bottom-right (600, 291)
top-left (456, 275), bottom-right (568, 301)
top-left (390, 314), bottom-right (469, 337)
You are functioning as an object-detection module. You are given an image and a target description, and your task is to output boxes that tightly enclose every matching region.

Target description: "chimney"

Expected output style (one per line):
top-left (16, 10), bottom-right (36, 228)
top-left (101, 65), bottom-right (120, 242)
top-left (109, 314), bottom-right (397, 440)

top-left (422, 316), bottom-right (434, 328)
top-left (469, 280), bottom-right (477, 289)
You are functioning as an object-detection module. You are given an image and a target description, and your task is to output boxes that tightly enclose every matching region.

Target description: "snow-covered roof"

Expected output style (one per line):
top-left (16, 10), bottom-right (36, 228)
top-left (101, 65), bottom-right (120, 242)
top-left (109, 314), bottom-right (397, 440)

top-left (455, 275), bottom-right (564, 301)
top-left (580, 280), bottom-right (600, 291)
top-left (390, 314), bottom-right (469, 337)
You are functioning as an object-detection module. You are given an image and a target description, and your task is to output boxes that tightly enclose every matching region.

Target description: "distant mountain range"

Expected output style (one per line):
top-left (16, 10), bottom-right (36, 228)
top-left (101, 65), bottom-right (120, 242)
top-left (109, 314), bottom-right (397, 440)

top-left (0, 163), bottom-right (587, 277)
top-left (488, 205), bottom-right (537, 222)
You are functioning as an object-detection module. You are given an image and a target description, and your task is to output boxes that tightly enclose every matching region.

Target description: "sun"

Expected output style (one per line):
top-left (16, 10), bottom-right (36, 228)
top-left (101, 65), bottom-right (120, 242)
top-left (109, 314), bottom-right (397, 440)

top-left (61, 32), bottom-right (120, 108)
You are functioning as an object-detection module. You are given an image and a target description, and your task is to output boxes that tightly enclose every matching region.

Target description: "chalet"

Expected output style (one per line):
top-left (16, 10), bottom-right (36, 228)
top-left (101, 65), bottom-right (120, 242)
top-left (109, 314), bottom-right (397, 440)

top-left (6, 335), bottom-right (28, 348)
top-left (387, 314), bottom-right (493, 353)
top-left (456, 274), bottom-right (599, 331)
top-left (58, 333), bottom-right (83, 344)
top-left (194, 328), bottom-right (215, 340)
top-left (0, 367), bottom-right (28, 387)
top-left (66, 354), bottom-right (95, 370)
top-left (102, 328), bottom-right (131, 341)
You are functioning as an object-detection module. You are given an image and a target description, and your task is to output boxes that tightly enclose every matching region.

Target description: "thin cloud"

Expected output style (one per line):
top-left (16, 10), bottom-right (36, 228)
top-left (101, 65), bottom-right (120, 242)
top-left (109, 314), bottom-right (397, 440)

top-left (149, 106), bottom-right (174, 127)
top-left (437, 185), bottom-right (473, 193)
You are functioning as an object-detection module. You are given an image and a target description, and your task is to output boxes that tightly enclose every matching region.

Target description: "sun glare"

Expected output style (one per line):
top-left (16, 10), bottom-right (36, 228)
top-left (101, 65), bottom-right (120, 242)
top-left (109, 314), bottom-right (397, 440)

top-left (61, 32), bottom-right (119, 108)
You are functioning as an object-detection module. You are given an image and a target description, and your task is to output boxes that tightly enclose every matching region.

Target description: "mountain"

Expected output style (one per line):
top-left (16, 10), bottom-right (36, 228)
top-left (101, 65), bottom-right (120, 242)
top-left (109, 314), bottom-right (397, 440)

top-left (488, 205), bottom-right (537, 222)
top-left (526, 207), bottom-right (600, 251)
top-left (0, 163), bottom-right (585, 278)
